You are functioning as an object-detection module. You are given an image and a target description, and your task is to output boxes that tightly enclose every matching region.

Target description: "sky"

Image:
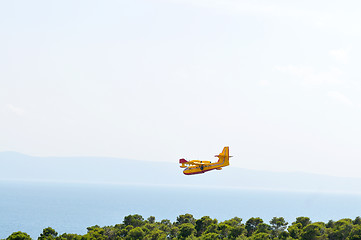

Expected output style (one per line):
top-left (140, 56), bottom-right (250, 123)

top-left (1, 0), bottom-right (361, 178)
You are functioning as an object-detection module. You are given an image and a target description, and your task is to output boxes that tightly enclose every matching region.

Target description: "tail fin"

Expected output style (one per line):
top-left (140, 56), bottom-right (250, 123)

top-left (215, 146), bottom-right (231, 166)
top-left (179, 158), bottom-right (187, 164)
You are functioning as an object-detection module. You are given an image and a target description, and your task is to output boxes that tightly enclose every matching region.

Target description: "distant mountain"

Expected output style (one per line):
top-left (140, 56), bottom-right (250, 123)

top-left (1, 151), bottom-right (361, 194)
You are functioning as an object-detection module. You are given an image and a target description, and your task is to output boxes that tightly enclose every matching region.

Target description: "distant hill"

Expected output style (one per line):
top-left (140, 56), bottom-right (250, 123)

top-left (1, 151), bottom-right (361, 194)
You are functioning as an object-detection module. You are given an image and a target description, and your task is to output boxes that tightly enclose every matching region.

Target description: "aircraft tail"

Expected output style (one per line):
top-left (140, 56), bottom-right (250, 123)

top-left (179, 158), bottom-right (188, 168)
top-left (215, 146), bottom-right (231, 166)
top-left (179, 158), bottom-right (187, 164)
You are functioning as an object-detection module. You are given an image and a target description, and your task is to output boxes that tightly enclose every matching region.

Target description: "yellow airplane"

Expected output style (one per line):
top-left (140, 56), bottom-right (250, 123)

top-left (179, 146), bottom-right (232, 175)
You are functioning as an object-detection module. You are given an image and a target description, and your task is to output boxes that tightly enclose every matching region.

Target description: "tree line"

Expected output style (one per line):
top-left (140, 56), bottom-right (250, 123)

top-left (5, 214), bottom-right (361, 240)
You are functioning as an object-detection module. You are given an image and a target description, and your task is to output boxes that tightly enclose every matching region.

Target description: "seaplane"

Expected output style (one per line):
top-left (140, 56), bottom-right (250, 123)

top-left (179, 146), bottom-right (232, 175)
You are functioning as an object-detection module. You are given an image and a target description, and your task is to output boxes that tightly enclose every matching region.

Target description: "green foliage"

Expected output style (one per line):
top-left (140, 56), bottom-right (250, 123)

top-left (354, 217), bottom-right (361, 225)
top-left (278, 231), bottom-right (290, 240)
top-left (222, 217), bottom-right (242, 227)
top-left (158, 220), bottom-right (171, 234)
top-left (347, 225), bottom-right (361, 240)
top-left (293, 217), bottom-right (311, 228)
top-left (270, 217), bottom-right (288, 238)
top-left (124, 215), bottom-right (145, 228)
top-left (204, 223), bottom-right (218, 234)
top-left (251, 232), bottom-right (270, 240)
top-left (178, 223), bottom-right (196, 239)
top-left (176, 214), bottom-right (196, 226)
top-left (218, 223), bottom-right (232, 239)
top-left (39, 227), bottom-right (58, 240)
top-left (246, 217), bottom-right (264, 237)
top-left (169, 226), bottom-right (179, 239)
top-left (147, 216), bottom-right (155, 224)
top-left (328, 219), bottom-right (353, 240)
top-left (288, 223), bottom-right (302, 239)
top-left (55, 233), bottom-right (82, 240)
top-left (195, 216), bottom-right (217, 236)
top-left (83, 225), bottom-right (106, 240)
top-left (144, 229), bottom-right (166, 240)
top-left (229, 225), bottom-right (247, 239)
top-left (270, 217), bottom-right (288, 231)
top-left (200, 232), bottom-right (219, 240)
top-left (300, 222), bottom-right (326, 240)
top-left (6, 232), bottom-right (32, 240)
top-left (326, 220), bottom-right (335, 229)
top-left (11, 214), bottom-right (361, 240)
top-left (127, 227), bottom-right (145, 240)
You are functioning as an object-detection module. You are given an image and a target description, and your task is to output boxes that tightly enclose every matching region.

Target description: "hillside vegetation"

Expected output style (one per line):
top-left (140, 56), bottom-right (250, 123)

top-left (5, 214), bottom-right (361, 240)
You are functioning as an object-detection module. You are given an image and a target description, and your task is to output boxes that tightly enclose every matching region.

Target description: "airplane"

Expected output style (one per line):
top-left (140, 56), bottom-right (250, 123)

top-left (179, 146), bottom-right (232, 175)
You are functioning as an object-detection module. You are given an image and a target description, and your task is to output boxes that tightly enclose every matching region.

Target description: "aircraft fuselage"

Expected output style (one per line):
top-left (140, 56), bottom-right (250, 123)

top-left (179, 147), bottom-right (231, 175)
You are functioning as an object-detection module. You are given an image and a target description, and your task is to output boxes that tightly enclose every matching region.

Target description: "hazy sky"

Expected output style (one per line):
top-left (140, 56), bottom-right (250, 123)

top-left (1, 0), bottom-right (361, 177)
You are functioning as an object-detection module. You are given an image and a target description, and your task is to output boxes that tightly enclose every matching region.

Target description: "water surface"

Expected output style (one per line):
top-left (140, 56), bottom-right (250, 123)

top-left (1, 181), bottom-right (361, 239)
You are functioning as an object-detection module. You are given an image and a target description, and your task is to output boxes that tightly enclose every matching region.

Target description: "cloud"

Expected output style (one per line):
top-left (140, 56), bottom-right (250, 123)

top-left (329, 49), bottom-right (349, 63)
top-left (258, 80), bottom-right (270, 87)
top-left (173, 0), bottom-right (312, 18)
top-left (274, 65), bottom-right (342, 86)
top-left (173, 0), bottom-right (361, 36)
top-left (327, 91), bottom-right (352, 105)
top-left (6, 104), bottom-right (25, 116)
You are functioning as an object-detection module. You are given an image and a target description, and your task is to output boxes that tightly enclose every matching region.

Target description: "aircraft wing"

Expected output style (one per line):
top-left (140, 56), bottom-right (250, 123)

top-left (179, 159), bottom-right (208, 166)
top-left (186, 161), bottom-right (206, 166)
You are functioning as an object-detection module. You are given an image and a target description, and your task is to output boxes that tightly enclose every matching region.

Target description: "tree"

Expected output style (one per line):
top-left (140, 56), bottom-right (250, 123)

top-left (204, 224), bottom-right (219, 234)
top-left (123, 215), bottom-right (145, 227)
top-left (39, 227), bottom-right (58, 240)
top-left (6, 232), bottom-right (32, 240)
top-left (195, 216), bottom-right (217, 236)
top-left (86, 225), bottom-right (100, 232)
top-left (301, 222), bottom-right (326, 240)
top-left (143, 223), bottom-right (156, 233)
top-left (147, 216), bottom-right (155, 224)
top-left (119, 225), bottom-right (134, 238)
top-left (102, 226), bottom-right (117, 240)
top-left (235, 235), bottom-right (248, 240)
top-left (144, 229), bottom-right (166, 240)
top-left (246, 217), bottom-right (264, 237)
top-left (288, 223), bottom-right (302, 239)
top-left (229, 225), bottom-right (247, 239)
top-left (347, 225), bottom-right (361, 240)
top-left (270, 217), bottom-right (288, 238)
top-left (200, 233), bottom-right (219, 240)
top-left (278, 231), bottom-right (290, 240)
top-left (251, 232), bottom-right (270, 240)
top-left (270, 217), bottom-right (288, 231)
top-left (293, 217), bottom-right (311, 228)
top-left (354, 217), bottom-right (361, 225)
top-left (255, 223), bottom-right (271, 234)
top-left (176, 214), bottom-right (196, 226)
top-left (222, 217), bottom-right (242, 227)
top-left (218, 223), bottom-right (232, 239)
top-left (84, 226), bottom-right (105, 240)
top-left (326, 220), bottom-right (335, 228)
top-left (178, 223), bottom-right (196, 239)
top-left (58, 233), bottom-right (82, 240)
top-left (159, 219), bottom-right (172, 235)
top-left (328, 219), bottom-right (353, 240)
top-left (169, 226), bottom-right (179, 239)
top-left (160, 219), bottom-right (171, 227)
top-left (126, 227), bottom-right (145, 240)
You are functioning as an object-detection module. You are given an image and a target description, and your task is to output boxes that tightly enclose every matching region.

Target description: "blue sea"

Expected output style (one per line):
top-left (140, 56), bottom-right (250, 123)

top-left (1, 181), bottom-right (361, 239)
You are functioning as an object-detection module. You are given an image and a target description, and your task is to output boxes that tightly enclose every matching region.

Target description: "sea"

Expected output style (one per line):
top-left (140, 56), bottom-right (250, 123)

top-left (1, 181), bottom-right (361, 239)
